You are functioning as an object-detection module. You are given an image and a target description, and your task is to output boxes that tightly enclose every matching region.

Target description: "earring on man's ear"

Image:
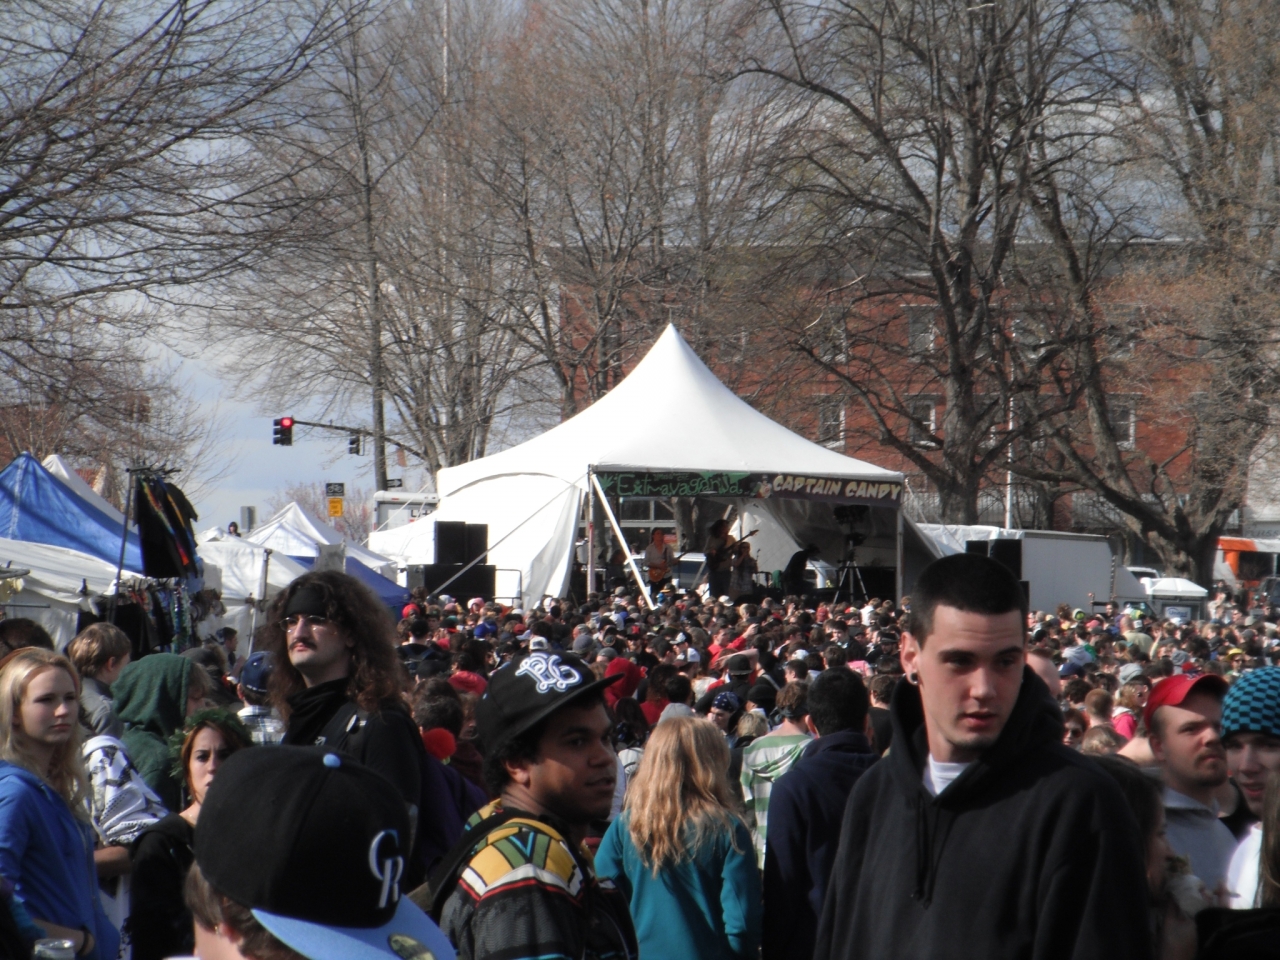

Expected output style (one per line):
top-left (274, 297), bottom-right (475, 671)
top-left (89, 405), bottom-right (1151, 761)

top-left (906, 672), bottom-right (919, 686)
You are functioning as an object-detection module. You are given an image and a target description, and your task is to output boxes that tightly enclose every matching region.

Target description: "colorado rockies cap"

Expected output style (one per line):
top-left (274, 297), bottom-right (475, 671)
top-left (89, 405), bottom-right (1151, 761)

top-left (195, 746), bottom-right (454, 960)
top-left (1223, 667), bottom-right (1280, 739)
top-left (475, 650), bottom-right (622, 753)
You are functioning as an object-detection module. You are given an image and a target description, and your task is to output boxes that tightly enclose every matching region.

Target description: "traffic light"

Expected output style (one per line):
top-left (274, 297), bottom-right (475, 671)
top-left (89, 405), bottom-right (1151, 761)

top-left (273, 416), bottom-right (294, 446)
top-left (348, 434), bottom-right (362, 456)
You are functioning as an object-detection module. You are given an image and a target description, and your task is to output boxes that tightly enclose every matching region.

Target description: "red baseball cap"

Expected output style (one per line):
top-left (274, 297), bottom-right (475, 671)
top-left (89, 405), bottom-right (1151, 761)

top-left (1143, 673), bottom-right (1229, 731)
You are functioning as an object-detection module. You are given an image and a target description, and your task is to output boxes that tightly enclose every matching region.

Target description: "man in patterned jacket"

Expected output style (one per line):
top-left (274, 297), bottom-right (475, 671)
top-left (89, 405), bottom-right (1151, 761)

top-left (438, 650), bottom-right (637, 960)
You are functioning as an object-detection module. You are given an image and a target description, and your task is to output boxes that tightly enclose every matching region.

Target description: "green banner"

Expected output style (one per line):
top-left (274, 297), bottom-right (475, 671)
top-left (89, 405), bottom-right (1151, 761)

top-left (594, 470), bottom-right (901, 506)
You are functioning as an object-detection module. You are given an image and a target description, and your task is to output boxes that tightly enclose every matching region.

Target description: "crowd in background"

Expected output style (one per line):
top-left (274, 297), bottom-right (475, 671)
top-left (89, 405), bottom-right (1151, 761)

top-left (0, 556), bottom-right (1275, 959)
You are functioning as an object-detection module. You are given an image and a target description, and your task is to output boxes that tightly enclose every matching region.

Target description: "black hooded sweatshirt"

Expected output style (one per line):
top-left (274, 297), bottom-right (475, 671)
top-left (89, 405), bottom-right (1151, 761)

top-left (814, 667), bottom-right (1154, 960)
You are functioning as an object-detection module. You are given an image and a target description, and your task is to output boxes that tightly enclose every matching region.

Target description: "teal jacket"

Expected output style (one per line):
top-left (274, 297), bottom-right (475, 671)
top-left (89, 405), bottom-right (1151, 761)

top-left (595, 812), bottom-right (760, 960)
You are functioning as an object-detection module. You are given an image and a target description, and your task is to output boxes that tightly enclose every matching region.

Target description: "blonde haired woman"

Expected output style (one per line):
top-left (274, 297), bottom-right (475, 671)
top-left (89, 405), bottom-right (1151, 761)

top-left (0, 648), bottom-right (119, 958)
top-left (596, 715), bottom-right (760, 959)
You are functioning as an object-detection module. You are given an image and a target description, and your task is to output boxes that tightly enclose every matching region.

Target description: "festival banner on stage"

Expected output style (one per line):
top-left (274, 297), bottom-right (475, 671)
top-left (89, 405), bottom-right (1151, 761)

top-left (593, 470), bottom-right (902, 507)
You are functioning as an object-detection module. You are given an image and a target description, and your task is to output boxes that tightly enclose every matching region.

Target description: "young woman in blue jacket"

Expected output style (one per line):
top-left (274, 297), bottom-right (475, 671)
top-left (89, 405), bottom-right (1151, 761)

top-left (596, 714), bottom-right (761, 960)
top-left (0, 647), bottom-right (120, 959)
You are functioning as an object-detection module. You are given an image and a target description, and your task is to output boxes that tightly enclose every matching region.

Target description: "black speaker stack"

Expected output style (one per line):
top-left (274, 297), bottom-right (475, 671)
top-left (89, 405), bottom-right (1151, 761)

top-left (406, 521), bottom-right (496, 599)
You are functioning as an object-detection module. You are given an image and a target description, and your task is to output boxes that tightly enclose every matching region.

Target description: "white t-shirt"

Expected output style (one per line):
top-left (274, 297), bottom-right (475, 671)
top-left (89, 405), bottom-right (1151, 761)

top-left (1227, 822), bottom-right (1262, 909)
top-left (923, 755), bottom-right (972, 797)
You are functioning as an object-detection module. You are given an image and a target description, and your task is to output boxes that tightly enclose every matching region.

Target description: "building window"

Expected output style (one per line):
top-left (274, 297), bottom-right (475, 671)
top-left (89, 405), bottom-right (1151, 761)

top-left (909, 399), bottom-right (939, 447)
top-left (905, 306), bottom-right (935, 355)
top-left (1108, 400), bottom-right (1136, 449)
top-left (817, 396), bottom-right (845, 449)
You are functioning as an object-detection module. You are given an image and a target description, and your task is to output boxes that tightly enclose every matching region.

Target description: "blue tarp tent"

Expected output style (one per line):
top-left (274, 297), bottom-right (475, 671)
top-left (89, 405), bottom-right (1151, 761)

top-left (286, 556), bottom-right (410, 613)
top-left (0, 454), bottom-right (142, 571)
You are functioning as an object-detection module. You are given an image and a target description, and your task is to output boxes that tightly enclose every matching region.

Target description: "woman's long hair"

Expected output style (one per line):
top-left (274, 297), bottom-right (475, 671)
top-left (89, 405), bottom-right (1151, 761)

top-left (0, 649), bottom-right (89, 811)
top-left (625, 716), bottom-right (742, 874)
top-left (262, 571), bottom-right (407, 719)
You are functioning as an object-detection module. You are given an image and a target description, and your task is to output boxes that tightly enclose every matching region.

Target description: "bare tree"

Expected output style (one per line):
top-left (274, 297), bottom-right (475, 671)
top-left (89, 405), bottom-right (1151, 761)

top-left (739, 0), bottom-right (1118, 522)
top-left (1006, 0), bottom-right (1280, 582)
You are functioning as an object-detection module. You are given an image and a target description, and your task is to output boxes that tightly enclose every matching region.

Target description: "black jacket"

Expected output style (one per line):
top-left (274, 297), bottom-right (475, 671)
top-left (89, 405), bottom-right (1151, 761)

top-left (130, 814), bottom-right (195, 960)
top-left (814, 668), bottom-right (1154, 960)
top-left (763, 729), bottom-right (877, 960)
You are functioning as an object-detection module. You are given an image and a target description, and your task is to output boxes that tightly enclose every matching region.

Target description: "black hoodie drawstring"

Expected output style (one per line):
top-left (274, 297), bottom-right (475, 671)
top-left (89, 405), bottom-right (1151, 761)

top-left (911, 795), bottom-right (959, 907)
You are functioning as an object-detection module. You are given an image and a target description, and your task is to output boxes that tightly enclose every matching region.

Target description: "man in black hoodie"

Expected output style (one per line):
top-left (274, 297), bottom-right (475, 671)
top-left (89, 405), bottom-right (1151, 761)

top-left (762, 668), bottom-right (877, 960)
top-left (814, 553), bottom-right (1152, 960)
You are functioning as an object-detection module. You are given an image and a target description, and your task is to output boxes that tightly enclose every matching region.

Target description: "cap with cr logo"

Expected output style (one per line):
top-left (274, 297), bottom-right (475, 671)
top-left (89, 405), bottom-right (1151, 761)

top-left (475, 650), bottom-right (623, 754)
top-left (194, 745), bottom-right (454, 960)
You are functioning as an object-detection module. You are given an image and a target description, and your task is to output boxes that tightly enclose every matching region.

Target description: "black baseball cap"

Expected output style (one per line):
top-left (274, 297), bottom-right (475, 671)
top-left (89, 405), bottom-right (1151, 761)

top-left (194, 746), bottom-right (454, 960)
top-left (475, 651), bottom-right (622, 753)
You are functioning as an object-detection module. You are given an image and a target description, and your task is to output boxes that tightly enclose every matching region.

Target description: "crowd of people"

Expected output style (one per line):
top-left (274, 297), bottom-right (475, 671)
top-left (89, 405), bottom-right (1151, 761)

top-left (0, 550), bottom-right (1276, 959)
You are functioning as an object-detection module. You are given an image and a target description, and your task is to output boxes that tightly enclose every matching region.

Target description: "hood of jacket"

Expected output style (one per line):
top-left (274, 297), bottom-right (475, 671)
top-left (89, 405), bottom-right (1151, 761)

top-left (801, 728), bottom-right (876, 761)
top-left (885, 665), bottom-right (1063, 906)
top-left (113, 653), bottom-right (193, 741)
top-left (742, 733), bottom-right (811, 780)
top-left (886, 664), bottom-right (1063, 802)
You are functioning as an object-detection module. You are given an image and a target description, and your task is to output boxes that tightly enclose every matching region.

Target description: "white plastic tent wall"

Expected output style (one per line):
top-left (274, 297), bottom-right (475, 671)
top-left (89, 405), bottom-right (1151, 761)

top-left (0, 538), bottom-right (138, 647)
top-left (248, 503), bottom-right (396, 578)
top-left (370, 324), bottom-right (903, 601)
top-left (196, 528), bottom-right (309, 644)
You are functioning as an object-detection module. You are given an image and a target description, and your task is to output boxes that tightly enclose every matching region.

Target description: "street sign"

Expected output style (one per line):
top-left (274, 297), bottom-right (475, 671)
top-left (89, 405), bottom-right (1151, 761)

top-left (325, 482), bottom-right (345, 497)
top-left (327, 497), bottom-right (344, 518)
top-left (386, 478), bottom-right (404, 489)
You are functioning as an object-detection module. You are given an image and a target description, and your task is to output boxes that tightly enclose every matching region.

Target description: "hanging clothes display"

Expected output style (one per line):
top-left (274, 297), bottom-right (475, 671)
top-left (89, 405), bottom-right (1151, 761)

top-left (135, 475), bottom-right (199, 580)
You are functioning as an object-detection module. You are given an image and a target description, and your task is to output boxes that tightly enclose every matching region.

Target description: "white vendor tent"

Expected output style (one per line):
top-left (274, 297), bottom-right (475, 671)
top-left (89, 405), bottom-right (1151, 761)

top-left (371, 324), bottom-right (904, 603)
top-left (41, 455), bottom-right (129, 528)
top-left (196, 528), bottom-right (309, 643)
top-left (249, 503), bottom-right (396, 578)
top-left (0, 537), bottom-right (137, 647)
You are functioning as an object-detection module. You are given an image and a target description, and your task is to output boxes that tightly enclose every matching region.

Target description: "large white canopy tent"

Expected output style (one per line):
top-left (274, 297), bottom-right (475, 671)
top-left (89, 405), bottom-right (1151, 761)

top-left (248, 503), bottom-right (397, 578)
top-left (371, 325), bottom-right (905, 604)
top-left (196, 528), bottom-right (309, 643)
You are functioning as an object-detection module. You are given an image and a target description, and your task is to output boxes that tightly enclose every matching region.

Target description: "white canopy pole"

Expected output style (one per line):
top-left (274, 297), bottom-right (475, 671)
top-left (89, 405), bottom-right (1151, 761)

top-left (590, 473), bottom-right (654, 610)
top-left (586, 468), bottom-right (596, 597)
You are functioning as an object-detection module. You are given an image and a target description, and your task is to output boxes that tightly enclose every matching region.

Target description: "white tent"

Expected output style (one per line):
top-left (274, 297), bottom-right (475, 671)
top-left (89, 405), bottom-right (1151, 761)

top-left (248, 503), bottom-right (396, 578)
top-left (196, 528), bottom-right (309, 643)
top-left (42, 455), bottom-right (129, 528)
top-left (0, 537), bottom-right (138, 647)
top-left (371, 325), bottom-right (904, 602)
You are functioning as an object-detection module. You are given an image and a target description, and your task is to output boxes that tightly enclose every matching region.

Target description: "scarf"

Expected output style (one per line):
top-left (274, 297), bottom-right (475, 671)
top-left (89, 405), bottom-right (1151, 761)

top-left (283, 677), bottom-right (351, 746)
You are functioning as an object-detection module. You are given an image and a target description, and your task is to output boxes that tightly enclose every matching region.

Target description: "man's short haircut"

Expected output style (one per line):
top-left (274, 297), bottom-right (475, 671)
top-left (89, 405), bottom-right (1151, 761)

top-left (665, 673), bottom-right (693, 706)
top-left (808, 669), bottom-right (870, 736)
top-left (868, 673), bottom-right (897, 705)
top-left (905, 554), bottom-right (1028, 645)
top-left (824, 644), bottom-right (849, 668)
top-left (0, 618), bottom-right (55, 653)
top-left (186, 862), bottom-right (306, 960)
top-left (68, 623), bottom-right (131, 677)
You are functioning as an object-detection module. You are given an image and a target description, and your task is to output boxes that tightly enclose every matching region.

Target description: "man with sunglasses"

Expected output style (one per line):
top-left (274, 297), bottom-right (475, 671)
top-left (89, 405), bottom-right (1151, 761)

top-left (263, 571), bottom-right (433, 881)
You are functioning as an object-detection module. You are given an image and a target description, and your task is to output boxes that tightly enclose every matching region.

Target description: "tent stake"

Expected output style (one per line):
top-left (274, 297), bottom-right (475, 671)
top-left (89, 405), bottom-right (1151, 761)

top-left (590, 473), bottom-right (654, 610)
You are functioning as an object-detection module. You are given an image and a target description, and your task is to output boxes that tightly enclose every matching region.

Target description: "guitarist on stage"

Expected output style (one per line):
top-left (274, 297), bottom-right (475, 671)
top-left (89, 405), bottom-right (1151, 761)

top-left (703, 519), bottom-right (737, 599)
top-left (644, 527), bottom-right (677, 594)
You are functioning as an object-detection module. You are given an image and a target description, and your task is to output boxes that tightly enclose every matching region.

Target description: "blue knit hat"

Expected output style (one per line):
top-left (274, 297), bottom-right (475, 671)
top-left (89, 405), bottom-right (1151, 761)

top-left (1222, 667), bottom-right (1280, 739)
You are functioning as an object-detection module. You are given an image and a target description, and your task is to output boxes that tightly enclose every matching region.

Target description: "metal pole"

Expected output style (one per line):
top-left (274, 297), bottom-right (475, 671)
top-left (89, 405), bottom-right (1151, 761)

top-left (1004, 398), bottom-right (1015, 529)
top-left (586, 468), bottom-right (596, 596)
top-left (590, 473), bottom-right (654, 610)
top-left (896, 506), bottom-right (904, 603)
top-left (248, 548), bottom-right (271, 654)
top-left (108, 476), bottom-right (136, 625)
